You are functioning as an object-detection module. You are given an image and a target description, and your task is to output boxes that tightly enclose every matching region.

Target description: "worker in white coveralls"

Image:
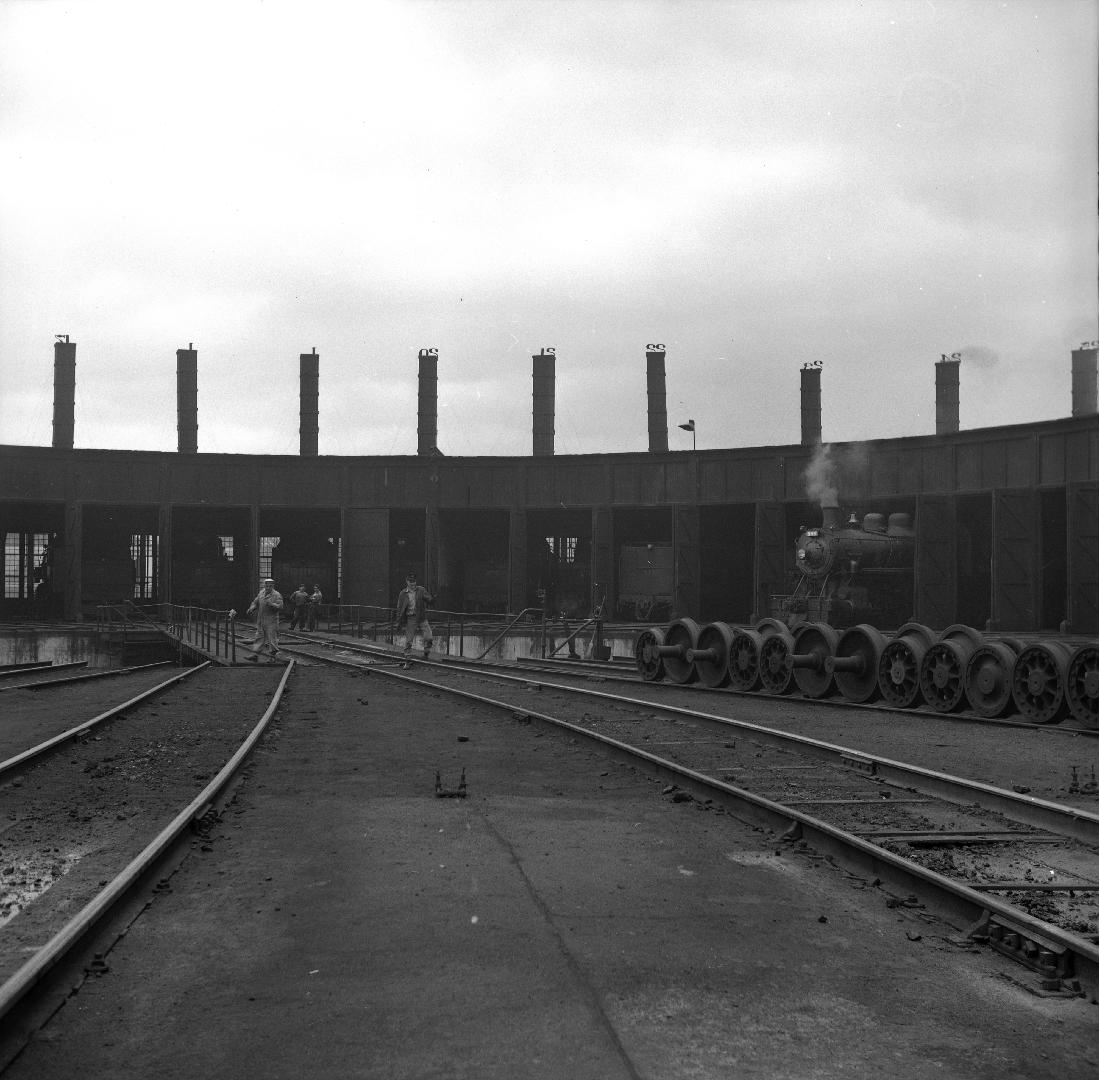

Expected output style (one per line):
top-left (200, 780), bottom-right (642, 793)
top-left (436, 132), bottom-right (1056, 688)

top-left (394, 570), bottom-right (434, 659)
top-left (247, 577), bottom-right (284, 661)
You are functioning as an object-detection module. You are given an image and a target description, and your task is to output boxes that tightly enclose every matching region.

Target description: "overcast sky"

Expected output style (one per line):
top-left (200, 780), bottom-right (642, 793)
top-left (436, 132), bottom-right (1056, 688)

top-left (1, 0), bottom-right (1095, 458)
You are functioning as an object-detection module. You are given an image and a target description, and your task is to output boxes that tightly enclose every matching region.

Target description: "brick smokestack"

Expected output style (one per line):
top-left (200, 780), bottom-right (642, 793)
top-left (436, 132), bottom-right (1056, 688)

top-left (52, 335), bottom-right (76, 449)
top-left (935, 356), bottom-right (960, 435)
top-left (300, 348), bottom-right (319, 456)
top-left (176, 344), bottom-right (198, 454)
top-left (417, 347), bottom-right (438, 456)
top-left (1071, 345), bottom-right (1098, 417)
top-left (646, 344), bottom-right (669, 453)
top-left (800, 362), bottom-right (822, 446)
top-left (532, 347), bottom-right (555, 456)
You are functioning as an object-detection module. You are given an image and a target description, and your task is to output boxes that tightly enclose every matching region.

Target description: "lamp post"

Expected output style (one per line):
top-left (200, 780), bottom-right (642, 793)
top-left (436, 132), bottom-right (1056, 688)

top-left (678, 418), bottom-right (696, 451)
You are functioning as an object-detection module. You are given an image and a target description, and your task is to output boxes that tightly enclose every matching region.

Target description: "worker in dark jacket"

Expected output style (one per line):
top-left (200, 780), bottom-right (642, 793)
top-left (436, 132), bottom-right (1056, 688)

top-left (394, 570), bottom-right (434, 659)
top-left (288, 584), bottom-right (309, 629)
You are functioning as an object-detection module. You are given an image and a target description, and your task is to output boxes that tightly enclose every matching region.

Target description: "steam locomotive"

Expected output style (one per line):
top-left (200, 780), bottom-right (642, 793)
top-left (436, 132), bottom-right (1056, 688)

top-left (772, 506), bottom-right (915, 630)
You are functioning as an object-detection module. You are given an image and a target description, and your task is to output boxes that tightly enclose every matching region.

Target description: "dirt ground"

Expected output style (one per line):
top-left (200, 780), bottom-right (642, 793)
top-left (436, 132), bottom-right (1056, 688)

top-left (4, 661), bottom-right (1099, 1080)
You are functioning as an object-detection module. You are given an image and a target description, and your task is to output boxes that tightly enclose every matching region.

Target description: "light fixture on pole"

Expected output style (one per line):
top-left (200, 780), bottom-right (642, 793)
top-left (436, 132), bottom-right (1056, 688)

top-left (678, 418), bottom-right (695, 451)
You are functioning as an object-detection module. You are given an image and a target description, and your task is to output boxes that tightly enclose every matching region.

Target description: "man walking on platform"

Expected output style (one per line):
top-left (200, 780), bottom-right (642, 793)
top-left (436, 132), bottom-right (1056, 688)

top-left (247, 578), bottom-right (284, 661)
top-left (394, 570), bottom-right (434, 661)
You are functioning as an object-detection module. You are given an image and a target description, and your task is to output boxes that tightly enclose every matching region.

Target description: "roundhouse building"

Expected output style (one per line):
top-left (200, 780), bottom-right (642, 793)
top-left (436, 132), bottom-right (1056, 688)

top-left (1, 342), bottom-right (1096, 635)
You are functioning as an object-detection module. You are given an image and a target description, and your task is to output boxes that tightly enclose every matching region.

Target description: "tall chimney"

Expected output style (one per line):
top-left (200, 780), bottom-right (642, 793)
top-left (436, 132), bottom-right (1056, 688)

top-left (646, 344), bottom-right (669, 453)
top-left (532, 347), bottom-right (555, 456)
top-left (300, 348), bottom-right (319, 456)
top-left (417, 347), bottom-right (438, 456)
top-left (52, 335), bottom-right (76, 449)
top-left (800, 362), bottom-right (822, 445)
top-left (176, 344), bottom-right (198, 454)
top-left (1071, 345), bottom-right (1098, 417)
top-left (935, 355), bottom-right (960, 435)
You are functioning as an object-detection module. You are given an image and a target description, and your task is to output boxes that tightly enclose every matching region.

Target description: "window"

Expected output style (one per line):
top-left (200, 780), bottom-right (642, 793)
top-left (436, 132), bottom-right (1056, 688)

top-left (219, 535), bottom-right (235, 561)
top-left (4, 532), bottom-right (50, 599)
top-left (130, 533), bottom-right (157, 599)
top-left (259, 536), bottom-right (280, 581)
top-left (546, 536), bottom-right (578, 564)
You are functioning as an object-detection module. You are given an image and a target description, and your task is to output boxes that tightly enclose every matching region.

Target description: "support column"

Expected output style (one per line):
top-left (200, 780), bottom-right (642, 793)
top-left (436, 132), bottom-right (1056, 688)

top-left (158, 504), bottom-right (172, 606)
top-left (591, 506), bottom-right (613, 617)
top-left (509, 509), bottom-right (528, 613)
top-left (63, 502), bottom-right (82, 619)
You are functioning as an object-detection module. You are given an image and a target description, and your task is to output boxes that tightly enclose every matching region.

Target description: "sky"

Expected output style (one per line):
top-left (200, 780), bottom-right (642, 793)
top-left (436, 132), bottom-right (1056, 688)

top-left (0, 0), bottom-right (1096, 458)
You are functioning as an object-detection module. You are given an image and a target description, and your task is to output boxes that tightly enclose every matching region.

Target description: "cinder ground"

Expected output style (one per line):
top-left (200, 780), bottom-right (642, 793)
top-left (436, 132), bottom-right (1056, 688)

top-left (6, 663), bottom-right (1098, 1080)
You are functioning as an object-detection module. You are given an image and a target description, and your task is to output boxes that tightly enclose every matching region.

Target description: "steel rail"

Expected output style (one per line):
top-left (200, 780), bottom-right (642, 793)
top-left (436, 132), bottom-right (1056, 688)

top-left (285, 640), bottom-right (1099, 846)
top-left (0, 663), bottom-right (210, 780)
top-left (0, 660), bottom-right (88, 687)
top-left (0, 660), bottom-right (174, 694)
top-left (0, 660), bottom-right (296, 1025)
top-left (297, 647), bottom-right (1099, 992)
top-left (282, 630), bottom-right (1099, 739)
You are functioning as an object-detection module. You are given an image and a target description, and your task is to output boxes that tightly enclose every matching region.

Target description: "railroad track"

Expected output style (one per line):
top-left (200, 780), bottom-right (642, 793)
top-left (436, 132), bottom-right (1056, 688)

top-left (0, 660), bottom-right (175, 693)
top-left (0, 662), bottom-right (292, 1065)
top-left (283, 634), bottom-right (1099, 997)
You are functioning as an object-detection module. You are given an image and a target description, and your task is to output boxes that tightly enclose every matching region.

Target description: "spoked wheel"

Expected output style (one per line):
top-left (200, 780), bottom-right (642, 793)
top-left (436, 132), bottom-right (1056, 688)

top-left (878, 625), bottom-right (934, 708)
top-left (788, 622), bottom-right (838, 699)
top-left (919, 626), bottom-right (984, 713)
top-left (1065, 642), bottom-right (1099, 730)
top-left (634, 627), bottom-right (666, 682)
top-left (686, 621), bottom-right (735, 688)
top-left (758, 630), bottom-right (796, 695)
top-left (964, 640), bottom-right (1021, 718)
top-left (827, 624), bottom-right (888, 703)
top-left (1012, 641), bottom-right (1073, 724)
top-left (659, 618), bottom-right (701, 685)
top-left (728, 627), bottom-right (764, 692)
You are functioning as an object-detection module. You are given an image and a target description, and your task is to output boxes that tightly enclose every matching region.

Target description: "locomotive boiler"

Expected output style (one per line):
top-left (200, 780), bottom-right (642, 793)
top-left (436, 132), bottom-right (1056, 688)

top-left (772, 506), bottom-right (915, 630)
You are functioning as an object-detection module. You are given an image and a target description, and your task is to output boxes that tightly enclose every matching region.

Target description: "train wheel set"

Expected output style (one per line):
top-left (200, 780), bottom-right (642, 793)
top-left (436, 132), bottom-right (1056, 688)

top-left (635, 618), bottom-right (1099, 729)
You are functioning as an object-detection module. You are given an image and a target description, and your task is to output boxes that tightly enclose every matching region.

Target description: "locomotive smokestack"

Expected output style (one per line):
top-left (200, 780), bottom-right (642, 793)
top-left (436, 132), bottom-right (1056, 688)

top-left (532, 347), bottom-right (555, 456)
top-left (300, 348), bottom-right (319, 456)
top-left (800, 362), bottom-right (822, 446)
top-left (52, 335), bottom-right (76, 449)
top-left (646, 344), bottom-right (669, 453)
top-left (935, 356), bottom-right (960, 435)
top-left (176, 344), bottom-right (198, 454)
top-left (1071, 345), bottom-right (1098, 417)
top-left (417, 348), bottom-right (438, 456)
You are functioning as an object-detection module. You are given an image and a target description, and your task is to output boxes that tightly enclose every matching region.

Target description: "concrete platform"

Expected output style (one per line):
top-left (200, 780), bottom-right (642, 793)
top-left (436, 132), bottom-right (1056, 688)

top-left (6, 664), bottom-right (1098, 1079)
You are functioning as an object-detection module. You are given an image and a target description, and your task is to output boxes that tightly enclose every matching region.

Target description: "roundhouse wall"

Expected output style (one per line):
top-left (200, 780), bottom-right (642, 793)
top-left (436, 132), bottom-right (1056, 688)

top-left (1, 414), bottom-right (1096, 631)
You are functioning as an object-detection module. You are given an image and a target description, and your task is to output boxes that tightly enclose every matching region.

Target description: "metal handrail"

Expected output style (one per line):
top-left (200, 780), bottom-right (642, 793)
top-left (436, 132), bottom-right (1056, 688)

top-left (475, 607), bottom-right (545, 660)
top-left (547, 615), bottom-right (597, 657)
